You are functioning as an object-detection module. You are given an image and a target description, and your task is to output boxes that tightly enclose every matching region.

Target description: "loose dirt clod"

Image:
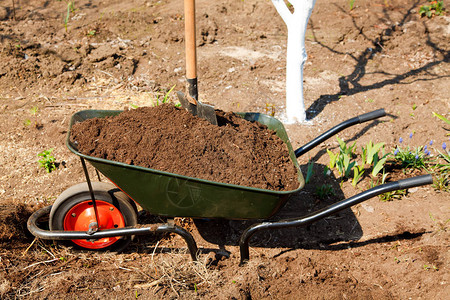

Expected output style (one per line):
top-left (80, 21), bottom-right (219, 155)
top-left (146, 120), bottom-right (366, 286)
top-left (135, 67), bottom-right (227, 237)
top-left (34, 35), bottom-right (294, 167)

top-left (70, 104), bottom-right (299, 191)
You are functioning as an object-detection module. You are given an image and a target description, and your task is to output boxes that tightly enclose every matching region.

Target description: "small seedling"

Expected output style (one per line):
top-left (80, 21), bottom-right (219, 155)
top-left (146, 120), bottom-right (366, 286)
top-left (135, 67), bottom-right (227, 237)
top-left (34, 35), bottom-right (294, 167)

top-left (432, 111), bottom-right (450, 125)
top-left (423, 264), bottom-right (439, 271)
top-left (38, 148), bottom-right (57, 173)
top-left (153, 84), bottom-right (176, 106)
top-left (349, 0), bottom-right (356, 11)
top-left (30, 106), bottom-right (38, 115)
top-left (87, 29), bottom-right (97, 37)
top-left (352, 164), bottom-right (364, 187)
top-left (315, 184), bottom-right (335, 200)
top-left (305, 160), bottom-right (314, 184)
top-left (60, 1), bottom-right (75, 32)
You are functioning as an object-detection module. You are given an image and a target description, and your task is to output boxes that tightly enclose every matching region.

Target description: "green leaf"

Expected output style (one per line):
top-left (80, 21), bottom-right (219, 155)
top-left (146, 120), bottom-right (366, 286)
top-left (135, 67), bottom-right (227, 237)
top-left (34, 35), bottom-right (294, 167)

top-left (305, 160), bottom-right (314, 184)
top-left (372, 157), bottom-right (387, 177)
top-left (432, 112), bottom-right (450, 125)
top-left (352, 167), bottom-right (364, 187)
top-left (327, 149), bottom-right (337, 169)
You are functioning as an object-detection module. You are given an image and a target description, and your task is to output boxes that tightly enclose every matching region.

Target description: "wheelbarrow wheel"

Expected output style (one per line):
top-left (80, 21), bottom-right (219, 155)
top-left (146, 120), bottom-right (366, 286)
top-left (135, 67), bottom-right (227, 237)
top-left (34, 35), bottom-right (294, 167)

top-left (49, 182), bottom-right (138, 252)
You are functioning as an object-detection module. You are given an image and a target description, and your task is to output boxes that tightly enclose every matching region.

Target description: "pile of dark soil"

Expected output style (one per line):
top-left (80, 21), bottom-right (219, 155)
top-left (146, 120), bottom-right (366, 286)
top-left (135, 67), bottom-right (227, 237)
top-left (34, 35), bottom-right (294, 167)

top-left (70, 104), bottom-right (299, 191)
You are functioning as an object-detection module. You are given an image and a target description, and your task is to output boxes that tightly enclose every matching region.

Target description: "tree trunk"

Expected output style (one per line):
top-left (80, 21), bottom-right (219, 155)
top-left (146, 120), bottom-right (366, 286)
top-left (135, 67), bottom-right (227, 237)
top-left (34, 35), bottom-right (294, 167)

top-left (272, 0), bottom-right (316, 123)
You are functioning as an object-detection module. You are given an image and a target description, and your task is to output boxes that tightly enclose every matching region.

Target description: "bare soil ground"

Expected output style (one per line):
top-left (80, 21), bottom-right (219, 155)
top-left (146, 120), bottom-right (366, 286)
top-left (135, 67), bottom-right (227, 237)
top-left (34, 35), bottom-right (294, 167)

top-left (0, 0), bottom-right (449, 299)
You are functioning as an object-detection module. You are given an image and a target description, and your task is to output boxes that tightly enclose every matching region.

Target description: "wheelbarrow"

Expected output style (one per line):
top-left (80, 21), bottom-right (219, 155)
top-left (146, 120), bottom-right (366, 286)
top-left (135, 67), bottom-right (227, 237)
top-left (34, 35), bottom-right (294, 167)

top-left (27, 108), bottom-right (433, 264)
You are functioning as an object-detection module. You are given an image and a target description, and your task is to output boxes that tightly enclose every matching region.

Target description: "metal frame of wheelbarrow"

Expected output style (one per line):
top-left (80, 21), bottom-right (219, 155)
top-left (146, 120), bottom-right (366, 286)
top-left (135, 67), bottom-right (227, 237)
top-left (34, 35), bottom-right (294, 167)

top-left (27, 108), bottom-right (433, 264)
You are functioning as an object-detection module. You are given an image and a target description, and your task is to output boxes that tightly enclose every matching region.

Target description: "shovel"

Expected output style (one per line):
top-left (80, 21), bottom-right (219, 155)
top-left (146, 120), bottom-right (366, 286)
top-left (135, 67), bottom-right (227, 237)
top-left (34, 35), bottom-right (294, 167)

top-left (177, 0), bottom-right (218, 125)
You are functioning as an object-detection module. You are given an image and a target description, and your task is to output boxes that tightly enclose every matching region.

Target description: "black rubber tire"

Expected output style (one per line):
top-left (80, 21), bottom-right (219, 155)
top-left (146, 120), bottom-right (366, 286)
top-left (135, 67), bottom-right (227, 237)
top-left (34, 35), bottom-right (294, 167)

top-left (49, 182), bottom-right (138, 253)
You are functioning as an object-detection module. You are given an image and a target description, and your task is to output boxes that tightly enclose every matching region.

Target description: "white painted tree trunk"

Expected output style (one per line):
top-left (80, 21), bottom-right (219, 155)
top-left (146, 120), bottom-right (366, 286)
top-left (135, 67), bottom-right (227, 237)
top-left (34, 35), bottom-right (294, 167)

top-left (272, 0), bottom-right (316, 123)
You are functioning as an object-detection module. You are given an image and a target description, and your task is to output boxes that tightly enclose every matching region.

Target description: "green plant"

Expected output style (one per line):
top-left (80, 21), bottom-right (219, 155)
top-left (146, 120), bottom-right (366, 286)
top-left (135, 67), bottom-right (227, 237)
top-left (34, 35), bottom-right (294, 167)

top-left (419, 0), bottom-right (445, 18)
top-left (30, 106), bottom-right (38, 115)
top-left (352, 164), bottom-right (364, 187)
top-left (87, 29), bottom-right (96, 36)
top-left (153, 84), bottom-right (176, 106)
top-left (432, 111), bottom-right (450, 125)
top-left (327, 138), bottom-right (388, 187)
top-left (38, 148), bottom-right (57, 173)
top-left (305, 160), bottom-right (314, 184)
top-left (432, 146), bottom-right (450, 191)
top-left (315, 184), bottom-right (335, 200)
top-left (60, 1), bottom-right (75, 32)
top-left (375, 171), bottom-right (407, 201)
top-left (392, 145), bottom-right (428, 170)
top-left (333, 137), bottom-right (356, 178)
top-left (349, 0), bottom-right (356, 10)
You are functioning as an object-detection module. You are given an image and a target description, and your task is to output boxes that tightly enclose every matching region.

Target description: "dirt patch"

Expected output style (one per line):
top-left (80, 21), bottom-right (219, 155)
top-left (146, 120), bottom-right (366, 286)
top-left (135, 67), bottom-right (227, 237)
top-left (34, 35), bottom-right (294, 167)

top-left (71, 104), bottom-right (298, 191)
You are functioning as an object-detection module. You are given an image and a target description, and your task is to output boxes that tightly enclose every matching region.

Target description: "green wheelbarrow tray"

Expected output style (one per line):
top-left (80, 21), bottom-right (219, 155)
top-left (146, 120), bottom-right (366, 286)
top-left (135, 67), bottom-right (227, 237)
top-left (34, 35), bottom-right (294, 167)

top-left (66, 109), bottom-right (305, 220)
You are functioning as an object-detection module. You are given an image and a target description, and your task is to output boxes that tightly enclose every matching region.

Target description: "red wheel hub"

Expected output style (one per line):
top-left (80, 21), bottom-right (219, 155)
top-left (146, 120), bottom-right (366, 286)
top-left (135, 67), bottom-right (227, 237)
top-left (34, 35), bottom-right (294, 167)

top-left (63, 200), bottom-right (125, 249)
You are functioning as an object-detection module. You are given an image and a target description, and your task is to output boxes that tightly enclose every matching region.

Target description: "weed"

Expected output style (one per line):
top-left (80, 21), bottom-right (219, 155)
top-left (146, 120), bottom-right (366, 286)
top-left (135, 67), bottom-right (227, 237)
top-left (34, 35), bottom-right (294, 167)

top-left (38, 148), bottom-right (57, 173)
top-left (431, 146), bottom-right (450, 191)
top-left (315, 184), bottom-right (335, 200)
top-left (432, 111), bottom-right (450, 126)
top-left (87, 29), bottom-right (97, 37)
top-left (379, 188), bottom-right (407, 201)
top-left (371, 170), bottom-right (407, 201)
top-left (58, 0), bottom-right (75, 32)
top-left (153, 84), bottom-right (176, 106)
top-left (349, 0), bottom-right (356, 10)
top-left (419, 0), bottom-right (445, 18)
top-left (30, 106), bottom-right (38, 115)
top-left (423, 264), bottom-right (439, 271)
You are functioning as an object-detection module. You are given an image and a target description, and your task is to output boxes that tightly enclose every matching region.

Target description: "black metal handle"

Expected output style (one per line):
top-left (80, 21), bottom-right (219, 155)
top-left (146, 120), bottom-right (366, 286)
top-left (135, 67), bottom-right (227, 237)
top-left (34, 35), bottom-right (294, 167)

top-left (398, 174), bottom-right (434, 189)
top-left (28, 205), bottom-right (199, 261)
top-left (239, 174), bottom-right (433, 265)
top-left (357, 109), bottom-right (386, 123)
top-left (295, 108), bottom-right (387, 157)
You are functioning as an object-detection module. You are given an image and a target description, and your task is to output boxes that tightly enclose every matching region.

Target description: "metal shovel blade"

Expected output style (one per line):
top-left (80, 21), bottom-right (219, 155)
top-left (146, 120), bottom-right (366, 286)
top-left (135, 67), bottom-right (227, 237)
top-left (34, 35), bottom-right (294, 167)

top-left (177, 91), bottom-right (218, 125)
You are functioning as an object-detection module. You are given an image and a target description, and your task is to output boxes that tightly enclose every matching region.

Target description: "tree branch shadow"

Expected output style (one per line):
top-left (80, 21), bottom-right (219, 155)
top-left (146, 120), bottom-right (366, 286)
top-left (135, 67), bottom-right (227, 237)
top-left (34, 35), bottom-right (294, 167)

top-left (306, 0), bottom-right (449, 120)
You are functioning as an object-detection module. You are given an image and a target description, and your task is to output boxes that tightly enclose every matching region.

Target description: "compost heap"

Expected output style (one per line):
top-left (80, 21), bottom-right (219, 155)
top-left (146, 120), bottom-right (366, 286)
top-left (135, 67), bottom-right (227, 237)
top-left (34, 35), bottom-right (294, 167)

top-left (70, 104), bottom-right (299, 191)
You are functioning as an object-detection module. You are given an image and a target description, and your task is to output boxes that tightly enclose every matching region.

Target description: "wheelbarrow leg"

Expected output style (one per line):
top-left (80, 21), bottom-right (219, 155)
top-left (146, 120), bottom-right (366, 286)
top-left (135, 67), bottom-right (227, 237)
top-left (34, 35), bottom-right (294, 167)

top-left (239, 175), bottom-right (433, 265)
top-left (156, 225), bottom-right (199, 261)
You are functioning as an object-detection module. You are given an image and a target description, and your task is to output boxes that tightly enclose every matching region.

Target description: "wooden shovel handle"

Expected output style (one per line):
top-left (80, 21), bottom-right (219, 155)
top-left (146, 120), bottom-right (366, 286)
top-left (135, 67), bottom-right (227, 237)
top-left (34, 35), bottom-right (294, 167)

top-left (184, 0), bottom-right (197, 80)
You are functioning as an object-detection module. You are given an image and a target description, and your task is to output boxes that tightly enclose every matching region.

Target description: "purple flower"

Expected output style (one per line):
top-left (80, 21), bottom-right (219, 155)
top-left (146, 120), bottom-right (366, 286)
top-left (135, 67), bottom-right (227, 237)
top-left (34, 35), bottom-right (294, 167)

top-left (430, 140), bottom-right (433, 146)
top-left (424, 145), bottom-right (428, 151)
top-left (443, 142), bottom-right (447, 150)
top-left (415, 155), bottom-right (419, 160)
top-left (425, 150), bottom-right (430, 156)
top-left (409, 133), bottom-right (413, 139)
top-left (394, 149), bottom-right (399, 155)
top-left (399, 137), bottom-right (403, 144)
